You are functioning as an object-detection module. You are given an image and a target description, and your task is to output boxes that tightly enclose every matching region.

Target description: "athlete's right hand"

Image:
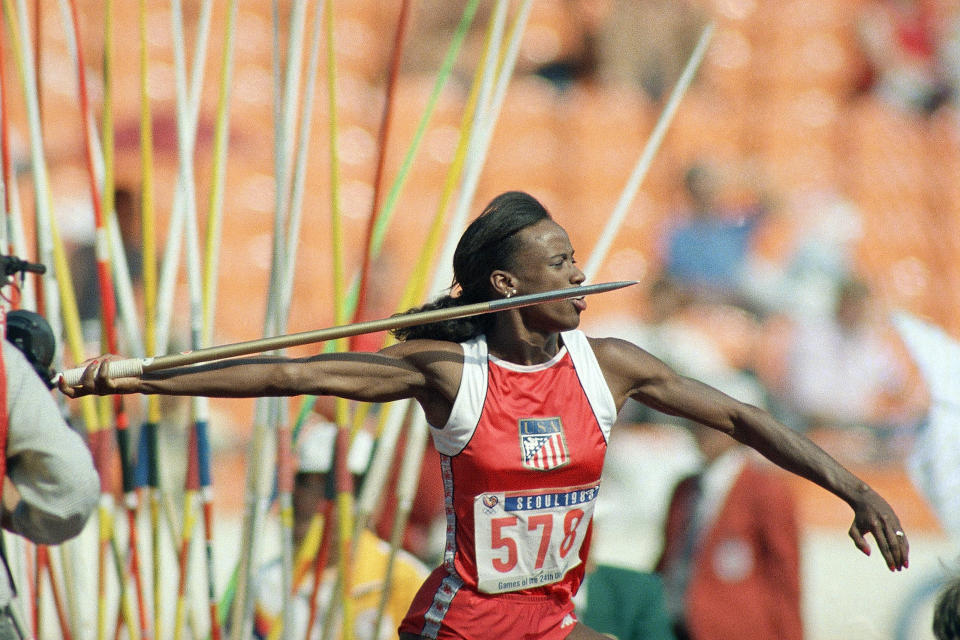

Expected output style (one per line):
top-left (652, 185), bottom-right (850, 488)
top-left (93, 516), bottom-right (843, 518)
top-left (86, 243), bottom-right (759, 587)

top-left (58, 355), bottom-right (132, 398)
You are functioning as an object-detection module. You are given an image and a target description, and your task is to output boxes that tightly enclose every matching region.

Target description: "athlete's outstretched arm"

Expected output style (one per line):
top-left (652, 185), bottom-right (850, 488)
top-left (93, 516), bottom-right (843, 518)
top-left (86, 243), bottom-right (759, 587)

top-left (593, 336), bottom-right (909, 573)
top-left (58, 339), bottom-right (462, 407)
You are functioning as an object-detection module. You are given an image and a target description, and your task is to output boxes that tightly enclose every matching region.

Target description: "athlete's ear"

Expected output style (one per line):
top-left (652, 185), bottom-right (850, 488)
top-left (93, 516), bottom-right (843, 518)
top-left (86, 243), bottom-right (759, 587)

top-left (490, 270), bottom-right (517, 298)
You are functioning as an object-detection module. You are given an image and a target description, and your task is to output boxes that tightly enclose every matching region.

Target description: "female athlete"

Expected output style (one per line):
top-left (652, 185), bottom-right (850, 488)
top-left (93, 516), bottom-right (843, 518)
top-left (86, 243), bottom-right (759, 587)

top-left (61, 191), bottom-right (909, 640)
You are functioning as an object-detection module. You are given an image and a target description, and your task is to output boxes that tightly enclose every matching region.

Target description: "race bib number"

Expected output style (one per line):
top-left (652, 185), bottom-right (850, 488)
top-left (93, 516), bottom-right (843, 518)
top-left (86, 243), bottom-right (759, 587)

top-left (473, 482), bottom-right (599, 594)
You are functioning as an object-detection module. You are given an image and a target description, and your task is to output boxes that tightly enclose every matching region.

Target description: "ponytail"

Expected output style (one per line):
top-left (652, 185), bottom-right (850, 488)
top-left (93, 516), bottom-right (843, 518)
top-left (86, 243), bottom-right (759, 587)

top-left (391, 295), bottom-right (490, 343)
top-left (391, 191), bottom-right (551, 343)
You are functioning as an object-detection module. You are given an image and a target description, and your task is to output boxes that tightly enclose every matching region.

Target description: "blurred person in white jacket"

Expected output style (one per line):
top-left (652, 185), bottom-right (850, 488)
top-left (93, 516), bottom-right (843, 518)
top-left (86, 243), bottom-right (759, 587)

top-left (0, 335), bottom-right (99, 638)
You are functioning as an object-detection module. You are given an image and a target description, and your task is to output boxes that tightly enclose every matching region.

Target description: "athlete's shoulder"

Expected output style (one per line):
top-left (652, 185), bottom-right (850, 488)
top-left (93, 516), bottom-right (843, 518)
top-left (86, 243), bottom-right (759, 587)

top-left (585, 334), bottom-right (671, 384)
top-left (584, 334), bottom-right (646, 359)
top-left (380, 338), bottom-right (466, 411)
top-left (380, 337), bottom-right (464, 360)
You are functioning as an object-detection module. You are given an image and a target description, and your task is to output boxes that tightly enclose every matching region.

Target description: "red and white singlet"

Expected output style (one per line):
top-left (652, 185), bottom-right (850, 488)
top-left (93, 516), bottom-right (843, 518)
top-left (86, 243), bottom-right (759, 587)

top-left (400, 330), bottom-right (617, 638)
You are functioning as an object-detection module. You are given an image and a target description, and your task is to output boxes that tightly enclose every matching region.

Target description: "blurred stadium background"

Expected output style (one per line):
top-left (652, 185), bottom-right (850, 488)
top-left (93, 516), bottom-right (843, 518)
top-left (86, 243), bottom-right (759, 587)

top-left (3, 0), bottom-right (960, 638)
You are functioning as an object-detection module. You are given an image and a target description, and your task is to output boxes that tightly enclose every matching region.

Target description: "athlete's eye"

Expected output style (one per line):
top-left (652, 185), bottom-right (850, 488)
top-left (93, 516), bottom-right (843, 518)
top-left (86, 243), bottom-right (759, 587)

top-left (552, 254), bottom-right (573, 268)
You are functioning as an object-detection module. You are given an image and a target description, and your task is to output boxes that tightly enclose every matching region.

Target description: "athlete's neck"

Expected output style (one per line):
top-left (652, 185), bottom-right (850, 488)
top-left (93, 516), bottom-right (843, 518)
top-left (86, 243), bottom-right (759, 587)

top-left (485, 325), bottom-right (562, 365)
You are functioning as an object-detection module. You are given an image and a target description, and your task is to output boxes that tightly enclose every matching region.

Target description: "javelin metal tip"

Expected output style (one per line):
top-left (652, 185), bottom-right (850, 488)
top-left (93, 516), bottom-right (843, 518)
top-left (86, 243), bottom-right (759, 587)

top-left (590, 280), bottom-right (638, 289)
top-left (487, 280), bottom-right (638, 311)
top-left (577, 280), bottom-right (639, 294)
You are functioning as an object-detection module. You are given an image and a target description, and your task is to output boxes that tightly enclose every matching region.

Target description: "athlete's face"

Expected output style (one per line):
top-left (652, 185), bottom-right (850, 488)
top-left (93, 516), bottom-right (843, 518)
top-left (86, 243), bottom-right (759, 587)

top-left (502, 219), bottom-right (586, 331)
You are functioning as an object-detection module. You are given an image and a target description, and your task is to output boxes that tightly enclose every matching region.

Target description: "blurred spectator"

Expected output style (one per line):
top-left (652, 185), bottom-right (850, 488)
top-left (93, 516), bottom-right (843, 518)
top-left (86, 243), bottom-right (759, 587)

top-left (592, 0), bottom-right (707, 99)
top-left (854, 0), bottom-right (952, 114)
top-left (401, 1), bottom-right (594, 87)
top-left (614, 276), bottom-right (732, 377)
top-left (587, 273), bottom-right (770, 430)
top-left (577, 322), bottom-right (770, 639)
top-left (532, 0), bottom-right (708, 98)
top-left (403, 0), bottom-right (706, 98)
top-left (741, 190), bottom-right (863, 321)
top-left (575, 420), bottom-right (699, 640)
top-left (253, 418), bottom-right (429, 639)
top-left (586, 275), bottom-right (763, 425)
top-left (936, 4), bottom-right (960, 113)
top-left (0, 338), bottom-right (100, 637)
top-left (578, 563), bottom-right (677, 640)
top-left (372, 433), bottom-right (446, 566)
top-left (530, 0), bottom-right (604, 91)
top-left (656, 422), bottom-right (803, 640)
top-left (660, 162), bottom-right (768, 307)
top-left (763, 277), bottom-right (926, 457)
top-left (588, 422), bottom-right (700, 575)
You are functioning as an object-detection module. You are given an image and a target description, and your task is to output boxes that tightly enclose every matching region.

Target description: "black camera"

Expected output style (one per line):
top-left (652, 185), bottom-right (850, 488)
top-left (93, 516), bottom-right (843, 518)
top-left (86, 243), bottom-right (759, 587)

top-left (1, 255), bottom-right (55, 388)
top-left (0, 255), bottom-right (45, 278)
top-left (5, 310), bottom-right (56, 389)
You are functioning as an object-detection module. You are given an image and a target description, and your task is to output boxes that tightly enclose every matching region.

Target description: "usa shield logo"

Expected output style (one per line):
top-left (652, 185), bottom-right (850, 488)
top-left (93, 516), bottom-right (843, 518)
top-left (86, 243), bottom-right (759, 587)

top-left (519, 417), bottom-right (570, 471)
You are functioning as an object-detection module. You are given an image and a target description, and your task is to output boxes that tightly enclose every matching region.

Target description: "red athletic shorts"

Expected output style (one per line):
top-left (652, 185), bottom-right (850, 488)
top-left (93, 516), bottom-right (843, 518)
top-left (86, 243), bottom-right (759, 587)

top-left (399, 566), bottom-right (579, 639)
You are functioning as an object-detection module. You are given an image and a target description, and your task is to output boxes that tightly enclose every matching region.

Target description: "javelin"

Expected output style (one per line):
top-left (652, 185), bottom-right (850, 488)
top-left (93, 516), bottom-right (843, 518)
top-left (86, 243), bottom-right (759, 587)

top-left (60, 280), bottom-right (636, 386)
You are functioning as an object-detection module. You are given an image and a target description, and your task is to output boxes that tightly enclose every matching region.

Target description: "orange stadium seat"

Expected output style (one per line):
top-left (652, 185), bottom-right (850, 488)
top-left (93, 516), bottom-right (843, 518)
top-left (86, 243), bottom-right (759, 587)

top-left (759, 0), bottom-right (852, 42)
top-left (697, 29), bottom-right (757, 102)
top-left (754, 92), bottom-right (841, 151)
top-left (383, 75), bottom-right (464, 161)
top-left (481, 78), bottom-right (562, 195)
top-left (757, 33), bottom-right (858, 95)
top-left (660, 88), bottom-right (748, 168)
top-left (554, 84), bottom-right (655, 201)
top-left (843, 98), bottom-right (927, 152)
top-left (333, 15), bottom-right (391, 82)
top-left (521, 0), bottom-right (589, 68)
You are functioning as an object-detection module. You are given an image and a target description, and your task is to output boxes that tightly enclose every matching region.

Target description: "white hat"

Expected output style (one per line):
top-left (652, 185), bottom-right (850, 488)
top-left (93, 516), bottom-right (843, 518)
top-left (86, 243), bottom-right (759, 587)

top-left (297, 421), bottom-right (374, 475)
top-left (297, 422), bottom-right (337, 473)
top-left (346, 429), bottom-right (374, 476)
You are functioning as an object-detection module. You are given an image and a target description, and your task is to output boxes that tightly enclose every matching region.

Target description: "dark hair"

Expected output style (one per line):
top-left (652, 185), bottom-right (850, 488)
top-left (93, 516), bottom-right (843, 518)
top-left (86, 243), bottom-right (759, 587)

top-left (392, 191), bottom-right (552, 342)
top-left (934, 575), bottom-right (960, 640)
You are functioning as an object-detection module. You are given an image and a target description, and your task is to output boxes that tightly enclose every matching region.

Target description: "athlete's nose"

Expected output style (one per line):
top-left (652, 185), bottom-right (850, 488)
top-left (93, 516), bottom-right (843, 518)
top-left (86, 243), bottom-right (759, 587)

top-left (571, 265), bottom-right (585, 285)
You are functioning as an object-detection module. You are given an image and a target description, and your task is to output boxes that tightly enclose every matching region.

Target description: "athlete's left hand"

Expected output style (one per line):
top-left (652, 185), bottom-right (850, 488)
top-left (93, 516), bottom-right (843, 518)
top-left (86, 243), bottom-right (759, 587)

top-left (848, 488), bottom-right (909, 571)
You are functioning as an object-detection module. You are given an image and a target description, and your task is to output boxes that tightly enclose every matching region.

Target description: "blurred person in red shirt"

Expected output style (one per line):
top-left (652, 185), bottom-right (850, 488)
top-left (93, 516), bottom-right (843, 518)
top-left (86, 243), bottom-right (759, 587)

top-left (657, 420), bottom-right (803, 640)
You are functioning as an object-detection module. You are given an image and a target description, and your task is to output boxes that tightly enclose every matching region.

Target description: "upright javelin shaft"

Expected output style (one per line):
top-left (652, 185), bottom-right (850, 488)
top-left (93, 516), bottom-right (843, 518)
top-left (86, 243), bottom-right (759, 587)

top-left (60, 281), bottom-right (636, 385)
top-left (582, 22), bottom-right (714, 282)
